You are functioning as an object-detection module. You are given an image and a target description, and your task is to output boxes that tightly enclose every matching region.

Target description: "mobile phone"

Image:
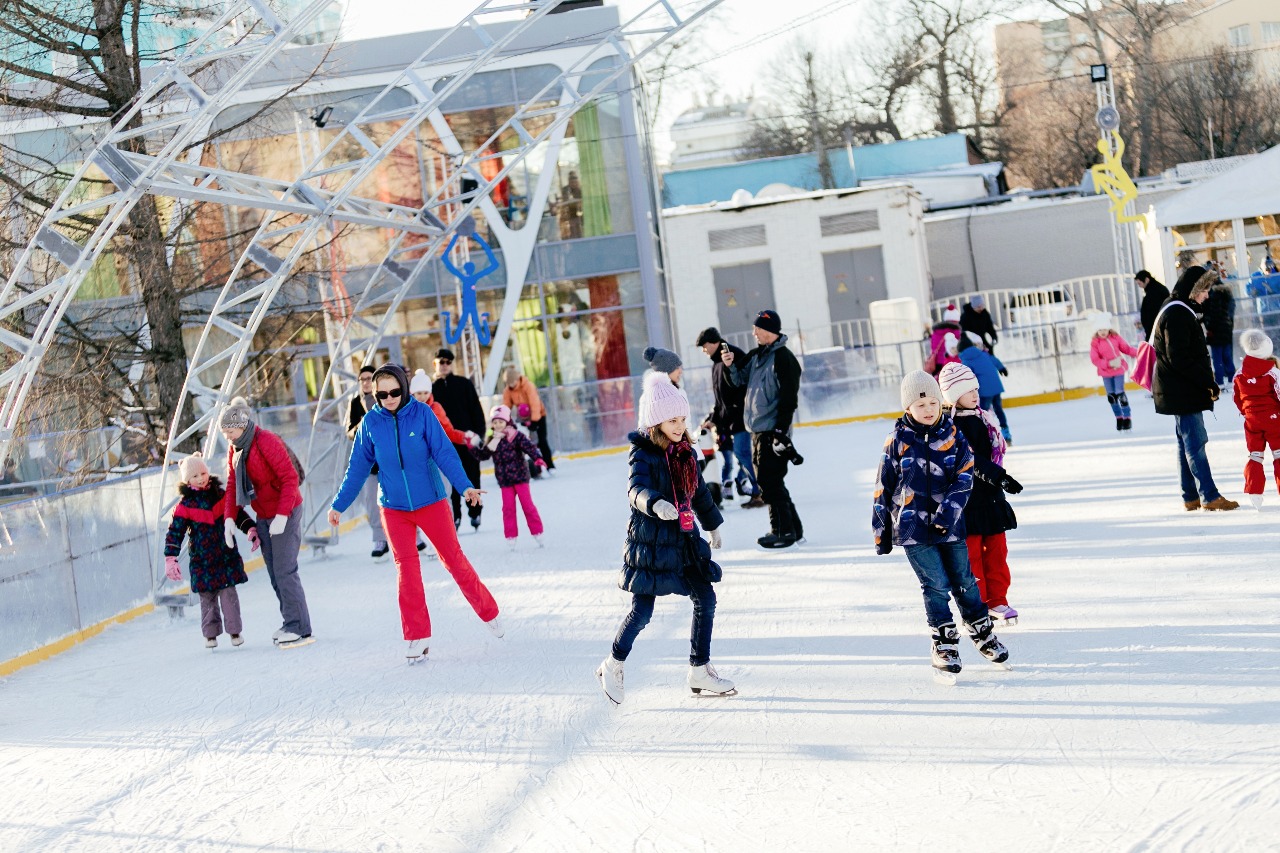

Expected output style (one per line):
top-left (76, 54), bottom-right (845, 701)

top-left (720, 342), bottom-right (729, 355)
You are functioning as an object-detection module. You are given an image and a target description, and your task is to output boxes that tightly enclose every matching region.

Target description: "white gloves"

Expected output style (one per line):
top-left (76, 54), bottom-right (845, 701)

top-left (224, 518), bottom-right (236, 548)
top-left (652, 499), bottom-right (679, 521)
top-left (269, 513), bottom-right (288, 536)
top-left (709, 528), bottom-right (722, 549)
top-left (466, 431), bottom-right (482, 449)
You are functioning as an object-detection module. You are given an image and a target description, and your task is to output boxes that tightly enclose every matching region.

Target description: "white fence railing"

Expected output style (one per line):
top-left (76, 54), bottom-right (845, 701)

top-left (930, 275), bottom-right (1141, 331)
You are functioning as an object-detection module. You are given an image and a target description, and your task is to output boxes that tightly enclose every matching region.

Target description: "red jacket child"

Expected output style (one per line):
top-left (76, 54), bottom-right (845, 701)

top-left (1232, 330), bottom-right (1280, 501)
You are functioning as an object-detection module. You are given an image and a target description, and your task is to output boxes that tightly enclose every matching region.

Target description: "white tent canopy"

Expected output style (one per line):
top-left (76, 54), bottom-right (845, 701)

top-left (1155, 145), bottom-right (1280, 227)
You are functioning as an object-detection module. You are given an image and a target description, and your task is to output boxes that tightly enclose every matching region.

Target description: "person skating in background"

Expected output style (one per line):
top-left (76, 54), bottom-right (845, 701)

top-left (696, 326), bottom-right (760, 507)
top-left (1154, 266), bottom-right (1239, 512)
top-left (221, 397), bottom-right (314, 648)
top-left (938, 363), bottom-right (1024, 626)
top-left (502, 366), bottom-right (555, 475)
top-left (1088, 312), bottom-right (1139, 431)
top-left (1204, 279), bottom-right (1237, 391)
top-left (411, 367), bottom-right (480, 559)
top-left (164, 452), bottom-right (258, 649)
top-left (431, 348), bottom-right (487, 532)
top-left (872, 370), bottom-right (1009, 683)
top-left (927, 307), bottom-right (963, 376)
top-left (473, 404), bottom-right (546, 549)
top-left (958, 331), bottom-right (1012, 443)
top-left (643, 345), bottom-right (683, 386)
top-left (596, 371), bottom-right (731, 705)
top-left (1135, 270), bottom-right (1170, 340)
top-left (722, 309), bottom-right (804, 548)
top-left (960, 295), bottom-right (999, 352)
top-left (1232, 329), bottom-right (1280, 510)
top-left (328, 364), bottom-right (502, 663)
top-left (347, 364), bottom-right (389, 559)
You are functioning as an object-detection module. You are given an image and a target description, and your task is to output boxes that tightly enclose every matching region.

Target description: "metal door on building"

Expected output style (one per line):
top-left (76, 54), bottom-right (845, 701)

top-left (823, 247), bottom-right (887, 321)
top-left (713, 261), bottom-right (776, 336)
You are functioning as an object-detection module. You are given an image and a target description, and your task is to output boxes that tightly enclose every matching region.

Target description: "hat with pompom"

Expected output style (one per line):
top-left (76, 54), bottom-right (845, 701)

top-left (409, 368), bottom-right (432, 394)
top-left (643, 345), bottom-right (682, 375)
top-left (638, 370), bottom-right (690, 429)
top-left (938, 362), bottom-right (980, 405)
top-left (1242, 328), bottom-right (1273, 360)
top-left (178, 452), bottom-right (209, 484)
top-left (219, 396), bottom-right (254, 430)
top-left (942, 305), bottom-right (960, 323)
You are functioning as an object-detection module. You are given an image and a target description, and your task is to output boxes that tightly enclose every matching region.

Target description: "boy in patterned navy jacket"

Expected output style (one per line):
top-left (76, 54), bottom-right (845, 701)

top-left (873, 370), bottom-right (1010, 678)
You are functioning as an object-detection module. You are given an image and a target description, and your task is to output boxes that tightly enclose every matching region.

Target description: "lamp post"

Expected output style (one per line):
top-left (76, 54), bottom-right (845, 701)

top-left (1090, 64), bottom-right (1138, 276)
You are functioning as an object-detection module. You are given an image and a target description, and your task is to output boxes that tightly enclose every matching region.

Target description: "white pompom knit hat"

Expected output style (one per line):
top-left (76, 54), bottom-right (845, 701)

top-left (938, 362), bottom-right (980, 405)
top-left (409, 368), bottom-right (432, 394)
top-left (637, 369), bottom-right (690, 429)
top-left (1241, 328), bottom-right (1273, 360)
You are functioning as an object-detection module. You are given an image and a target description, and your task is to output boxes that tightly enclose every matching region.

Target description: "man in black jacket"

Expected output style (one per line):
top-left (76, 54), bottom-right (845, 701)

top-left (431, 348), bottom-right (487, 530)
top-left (346, 365), bottom-right (388, 557)
top-left (960, 295), bottom-right (999, 351)
top-left (1152, 266), bottom-right (1238, 512)
top-left (696, 327), bottom-right (760, 507)
top-left (1135, 270), bottom-right (1170, 340)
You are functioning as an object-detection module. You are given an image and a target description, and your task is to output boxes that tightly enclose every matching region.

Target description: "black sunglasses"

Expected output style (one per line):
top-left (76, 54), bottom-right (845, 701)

top-left (436, 358), bottom-right (453, 365)
top-left (375, 388), bottom-right (403, 401)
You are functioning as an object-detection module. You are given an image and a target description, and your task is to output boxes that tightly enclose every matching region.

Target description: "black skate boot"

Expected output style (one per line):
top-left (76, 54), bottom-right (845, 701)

top-left (965, 614), bottom-right (1010, 669)
top-left (931, 623), bottom-right (962, 685)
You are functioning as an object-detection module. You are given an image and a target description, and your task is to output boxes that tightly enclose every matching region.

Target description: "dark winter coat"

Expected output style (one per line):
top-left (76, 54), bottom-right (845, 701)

top-left (1203, 284), bottom-right (1236, 344)
top-left (872, 414), bottom-right (974, 553)
top-left (473, 428), bottom-right (542, 487)
top-left (620, 430), bottom-right (723, 597)
top-left (431, 374), bottom-right (487, 437)
top-left (960, 305), bottom-right (999, 349)
top-left (727, 335), bottom-right (803, 433)
top-left (347, 392), bottom-right (379, 475)
top-left (951, 410), bottom-right (1016, 537)
top-left (166, 478), bottom-right (254, 594)
top-left (707, 343), bottom-right (749, 436)
top-left (1139, 278), bottom-right (1171, 339)
top-left (1153, 267), bottom-right (1217, 416)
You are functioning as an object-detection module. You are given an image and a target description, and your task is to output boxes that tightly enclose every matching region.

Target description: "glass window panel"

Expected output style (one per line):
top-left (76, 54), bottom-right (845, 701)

top-left (434, 69), bottom-right (516, 113)
top-left (514, 65), bottom-right (563, 102)
top-left (541, 93), bottom-right (634, 241)
top-left (536, 235), bottom-right (640, 282)
top-left (543, 273), bottom-right (641, 316)
top-left (1173, 221), bottom-right (1233, 248)
top-left (1245, 239), bottom-right (1280, 276)
top-left (1242, 216), bottom-right (1280, 241)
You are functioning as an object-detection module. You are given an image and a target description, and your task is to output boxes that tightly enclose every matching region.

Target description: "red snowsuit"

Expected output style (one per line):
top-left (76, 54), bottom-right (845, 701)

top-left (1232, 355), bottom-right (1280, 495)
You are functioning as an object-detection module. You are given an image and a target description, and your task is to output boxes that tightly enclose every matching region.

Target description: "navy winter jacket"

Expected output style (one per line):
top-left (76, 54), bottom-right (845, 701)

top-left (872, 414), bottom-right (974, 553)
top-left (620, 430), bottom-right (723, 597)
top-left (331, 374), bottom-right (473, 514)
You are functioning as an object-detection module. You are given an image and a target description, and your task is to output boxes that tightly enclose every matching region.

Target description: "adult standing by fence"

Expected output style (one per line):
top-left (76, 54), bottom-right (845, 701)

top-left (502, 366), bottom-right (555, 475)
top-left (347, 364), bottom-right (389, 559)
top-left (1135, 270), bottom-right (1170, 340)
top-left (432, 348), bottom-right (487, 532)
top-left (960, 295), bottom-right (999, 352)
top-left (220, 397), bottom-right (314, 648)
top-left (1204, 279), bottom-right (1237, 390)
top-left (1152, 266), bottom-right (1239, 512)
top-left (722, 309), bottom-right (804, 549)
top-left (696, 326), bottom-right (760, 507)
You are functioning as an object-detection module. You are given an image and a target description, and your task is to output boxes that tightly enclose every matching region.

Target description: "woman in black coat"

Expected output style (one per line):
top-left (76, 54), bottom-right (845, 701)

top-left (596, 371), bottom-right (732, 705)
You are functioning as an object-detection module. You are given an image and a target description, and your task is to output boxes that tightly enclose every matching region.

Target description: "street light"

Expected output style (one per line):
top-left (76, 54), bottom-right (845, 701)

top-left (1089, 64), bottom-right (1108, 83)
top-left (310, 105), bottom-right (333, 128)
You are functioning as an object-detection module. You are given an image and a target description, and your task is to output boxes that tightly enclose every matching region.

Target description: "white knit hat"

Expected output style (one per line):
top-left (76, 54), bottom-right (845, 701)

top-left (637, 370), bottom-right (690, 429)
top-left (409, 368), bottom-right (432, 394)
top-left (938, 362), bottom-right (980, 405)
top-left (1087, 311), bottom-right (1114, 335)
top-left (178, 452), bottom-right (209, 484)
top-left (900, 370), bottom-right (941, 410)
top-left (943, 332), bottom-right (959, 355)
top-left (942, 305), bottom-right (960, 323)
top-left (1241, 328), bottom-right (1273, 359)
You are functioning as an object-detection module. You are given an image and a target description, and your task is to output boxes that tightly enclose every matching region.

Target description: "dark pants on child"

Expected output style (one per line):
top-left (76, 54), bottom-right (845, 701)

top-left (611, 568), bottom-right (717, 666)
top-left (904, 541), bottom-right (988, 628)
top-left (752, 432), bottom-right (802, 538)
top-left (1243, 419), bottom-right (1280, 495)
top-left (256, 508), bottom-right (311, 636)
top-left (965, 533), bottom-right (1010, 608)
top-left (200, 587), bottom-right (242, 639)
top-left (1211, 344), bottom-right (1236, 386)
top-left (449, 446), bottom-right (483, 527)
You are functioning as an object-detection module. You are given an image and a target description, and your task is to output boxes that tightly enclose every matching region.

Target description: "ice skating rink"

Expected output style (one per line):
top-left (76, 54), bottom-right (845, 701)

top-left (3, 396), bottom-right (1278, 852)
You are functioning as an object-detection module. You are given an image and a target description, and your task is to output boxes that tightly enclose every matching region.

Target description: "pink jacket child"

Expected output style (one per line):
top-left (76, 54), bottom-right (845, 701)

top-left (927, 305), bottom-right (964, 376)
top-left (473, 405), bottom-right (546, 545)
top-left (1088, 313), bottom-right (1139, 431)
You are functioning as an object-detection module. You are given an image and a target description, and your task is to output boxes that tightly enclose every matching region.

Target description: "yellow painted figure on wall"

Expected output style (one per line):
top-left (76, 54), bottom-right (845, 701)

top-left (1090, 131), bottom-right (1149, 231)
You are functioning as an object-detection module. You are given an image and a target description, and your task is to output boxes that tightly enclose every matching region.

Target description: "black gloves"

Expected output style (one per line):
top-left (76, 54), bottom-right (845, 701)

top-left (876, 539), bottom-right (893, 556)
top-left (998, 367), bottom-right (1009, 377)
top-left (1209, 386), bottom-right (1221, 402)
top-left (931, 524), bottom-right (949, 538)
top-left (1001, 475), bottom-right (1024, 495)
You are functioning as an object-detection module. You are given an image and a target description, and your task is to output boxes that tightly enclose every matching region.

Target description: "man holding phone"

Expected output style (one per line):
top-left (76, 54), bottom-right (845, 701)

top-left (697, 327), bottom-right (760, 507)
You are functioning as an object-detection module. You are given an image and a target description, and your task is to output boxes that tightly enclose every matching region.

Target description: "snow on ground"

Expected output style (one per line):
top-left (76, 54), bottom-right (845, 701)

top-left (2, 395), bottom-right (1279, 852)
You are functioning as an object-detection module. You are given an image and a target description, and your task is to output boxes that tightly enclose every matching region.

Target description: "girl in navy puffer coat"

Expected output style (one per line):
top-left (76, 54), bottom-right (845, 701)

top-left (473, 404), bottom-right (545, 544)
top-left (596, 371), bottom-right (732, 705)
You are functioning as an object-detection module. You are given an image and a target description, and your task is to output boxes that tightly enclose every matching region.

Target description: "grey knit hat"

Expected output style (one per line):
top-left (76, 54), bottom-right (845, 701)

top-left (900, 370), bottom-right (941, 410)
top-left (219, 396), bottom-right (254, 430)
top-left (643, 345), bottom-right (682, 374)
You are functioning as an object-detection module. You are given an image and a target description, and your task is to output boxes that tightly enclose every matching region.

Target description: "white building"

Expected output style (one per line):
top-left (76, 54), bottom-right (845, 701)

top-left (667, 101), bottom-right (758, 170)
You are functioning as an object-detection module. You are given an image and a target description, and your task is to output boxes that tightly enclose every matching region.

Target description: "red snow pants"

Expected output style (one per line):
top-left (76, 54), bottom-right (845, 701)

top-left (382, 499), bottom-right (500, 641)
top-left (965, 533), bottom-right (1011, 608)
top-left (501, 482), bottom-right (544, 539)
top-left (1243, 420), bottom-right (1280, 495)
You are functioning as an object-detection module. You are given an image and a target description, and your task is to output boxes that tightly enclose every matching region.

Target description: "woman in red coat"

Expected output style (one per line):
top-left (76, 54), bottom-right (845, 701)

top-left (221, 396), bottom-right (314, 648)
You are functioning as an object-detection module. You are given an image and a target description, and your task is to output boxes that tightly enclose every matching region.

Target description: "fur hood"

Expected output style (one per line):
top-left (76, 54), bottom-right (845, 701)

top-left (177, 476), bottom-right (226, 499)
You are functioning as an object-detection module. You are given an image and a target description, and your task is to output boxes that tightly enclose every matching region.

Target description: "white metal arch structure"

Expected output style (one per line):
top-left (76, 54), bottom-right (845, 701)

top-left (0, 0), bottom-right (332, 468)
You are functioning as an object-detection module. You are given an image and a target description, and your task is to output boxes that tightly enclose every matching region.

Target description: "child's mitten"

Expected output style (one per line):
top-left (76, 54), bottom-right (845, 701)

top-left (708, 528), bottom-right (722, 549)
top-left (466, 431), bottom-right (482, 449)
top-left (164, 556), bottom-right (182, 581)
top-left (1001, 475), bottom-right (1024, 495)
top-left (651, 499), bottom-right (679, 521)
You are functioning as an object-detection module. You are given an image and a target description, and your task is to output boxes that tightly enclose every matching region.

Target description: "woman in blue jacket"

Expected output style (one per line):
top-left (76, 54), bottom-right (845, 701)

top-left (329, 364), bottom-right (502, 662)
top-left (958, 332), bottom-right (1012, 443)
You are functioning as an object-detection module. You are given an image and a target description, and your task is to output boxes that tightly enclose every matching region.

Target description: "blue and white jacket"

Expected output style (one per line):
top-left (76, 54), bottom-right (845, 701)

top-left (872, 414), bottom-right (974, 554)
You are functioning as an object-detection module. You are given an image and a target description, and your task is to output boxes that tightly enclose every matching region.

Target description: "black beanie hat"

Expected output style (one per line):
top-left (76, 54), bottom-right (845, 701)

top-left (754, 309), bottom-right (782, 335)
top-left (435, 347), bottom-right (456, 361)
top-left (695, 327), bottom-right (723, 347)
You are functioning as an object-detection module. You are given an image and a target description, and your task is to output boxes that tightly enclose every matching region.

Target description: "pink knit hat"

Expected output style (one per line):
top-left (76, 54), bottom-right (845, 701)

top-left (489, 405), bottom-right (512, 423)
top-left (637, 370), bottom-right (689, 429)
top-left (938, 362), bottom-right (980, 404)
top-left (178, 452), bottom-right (209, 484)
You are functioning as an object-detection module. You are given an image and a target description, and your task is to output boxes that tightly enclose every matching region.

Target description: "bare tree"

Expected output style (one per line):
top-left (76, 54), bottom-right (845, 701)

top-left (1156, 47), bottom-right (1280, 164)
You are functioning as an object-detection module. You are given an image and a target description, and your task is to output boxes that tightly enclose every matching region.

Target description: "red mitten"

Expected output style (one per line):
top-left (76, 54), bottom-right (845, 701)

top-left (165, 556), bottom-right (182, 581)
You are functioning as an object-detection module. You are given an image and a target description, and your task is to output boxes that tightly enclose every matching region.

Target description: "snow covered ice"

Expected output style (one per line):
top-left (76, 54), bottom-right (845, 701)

top-left (2, 396), bottom-right (1278, 851)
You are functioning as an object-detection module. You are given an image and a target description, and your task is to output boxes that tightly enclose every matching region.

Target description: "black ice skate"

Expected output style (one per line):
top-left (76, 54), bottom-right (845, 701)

top-left (965, 614), bottom-right (1011, 670)
top-left (931, 623), bottom-right (962, 685)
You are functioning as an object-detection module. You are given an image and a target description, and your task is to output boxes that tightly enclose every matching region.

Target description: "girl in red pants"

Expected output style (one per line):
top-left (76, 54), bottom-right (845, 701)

top-left (1233, 329), bottom-right (1280, 509)
top-left (473, 405), bottom-right (546, 548)
top-left (329, 364), bottom-right (503, 662)
top-left (939, 363), bottom-right (1024, 624)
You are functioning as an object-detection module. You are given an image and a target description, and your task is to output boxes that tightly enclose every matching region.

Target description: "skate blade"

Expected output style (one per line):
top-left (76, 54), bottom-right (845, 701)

top-left (277, 636), bottom-right (316, 650)
top-left (992, 660), bottom-right (1013, 671)
top-left (595, 669), bottom-right (621, 706)
top-left (932, 669), bottom-right (958, 686)
top-left (690, 687), bottom-right (738, 697)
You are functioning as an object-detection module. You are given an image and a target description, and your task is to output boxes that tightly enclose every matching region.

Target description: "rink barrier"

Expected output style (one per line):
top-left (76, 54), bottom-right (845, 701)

top-left (0, 515), bottom-right (366, 680)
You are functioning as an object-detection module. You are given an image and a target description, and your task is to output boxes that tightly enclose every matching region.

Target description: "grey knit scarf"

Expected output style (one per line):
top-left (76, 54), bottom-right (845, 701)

top-left (231, 422), bottom-right (258, 507)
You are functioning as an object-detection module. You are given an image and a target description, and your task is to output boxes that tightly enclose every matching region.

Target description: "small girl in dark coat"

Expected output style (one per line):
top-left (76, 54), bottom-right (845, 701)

top-left (164, 453), bottom-right (258, 648)
top-left (939, 363), bottom-right (1024, 625)
top-left (473, 404), bottom-right (545, 546)
top-left (596, 370), bottom-right (731, 705)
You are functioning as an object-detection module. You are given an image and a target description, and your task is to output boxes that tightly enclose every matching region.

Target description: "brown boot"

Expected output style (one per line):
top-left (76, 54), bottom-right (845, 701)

top-left (1184, 500), bottom-right (1201, 511)
top-left (1203, 496), bottom-right (1240, 511)
top-left (741, 495), bottom-right (765, 509)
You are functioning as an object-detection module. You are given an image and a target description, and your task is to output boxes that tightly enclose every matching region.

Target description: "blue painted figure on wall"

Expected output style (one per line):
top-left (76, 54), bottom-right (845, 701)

top-left (441, 231), bottom-right (499, 346)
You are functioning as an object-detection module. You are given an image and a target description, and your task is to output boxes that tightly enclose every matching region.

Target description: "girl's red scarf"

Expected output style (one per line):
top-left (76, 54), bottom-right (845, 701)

top-left (665, 438), bottom-right (699, 513)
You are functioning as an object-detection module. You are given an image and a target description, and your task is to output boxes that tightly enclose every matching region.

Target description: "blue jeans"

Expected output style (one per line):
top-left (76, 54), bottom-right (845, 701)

top-left (1175, 413), bottom-right (1220, 503)
top-left (732, 430), bottom-right (757, 493)
top-left (980, 395), bottom-right (1008, 430)
top-left (611, 569), bottom-right (717, 666)
top-left (904, 542), bottom-right (988, 628)
top-left (1102, 375), bottom-right (1130, 417)
top-left (1210, 344), bottom-right (1236, 386)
